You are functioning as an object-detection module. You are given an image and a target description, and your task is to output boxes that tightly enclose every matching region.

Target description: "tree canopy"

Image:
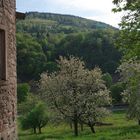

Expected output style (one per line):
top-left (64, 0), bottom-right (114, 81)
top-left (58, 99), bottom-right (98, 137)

top-left (118, 59), bottom-right (140, 124)
top-left (16, 33), bottom-right (47, 81)
top-left (21, 102), bottom-right (49, 134)
top-left (113, 0), bottom-right (140, 59)
top-left (40, 56), bottom-right (111, 136)
top-left (17, 83), bottom-right (30, 103)
top-left (113, 0), bottom-right (140, 124)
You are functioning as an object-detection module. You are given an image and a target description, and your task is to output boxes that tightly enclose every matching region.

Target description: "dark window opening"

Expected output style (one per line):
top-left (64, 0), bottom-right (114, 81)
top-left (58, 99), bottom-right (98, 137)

top-left (0, 29), bottom-right (6, 80)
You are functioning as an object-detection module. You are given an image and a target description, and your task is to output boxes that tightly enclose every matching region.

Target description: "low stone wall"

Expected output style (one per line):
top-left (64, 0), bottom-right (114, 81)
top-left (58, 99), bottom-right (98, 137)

top-left (0, 0), bottom-right (17, 139)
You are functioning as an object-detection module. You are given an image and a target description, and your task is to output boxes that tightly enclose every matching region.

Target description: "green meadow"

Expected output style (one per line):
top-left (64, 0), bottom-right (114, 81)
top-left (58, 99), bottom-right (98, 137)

top-left (18, 111), bottom-right (140, 140)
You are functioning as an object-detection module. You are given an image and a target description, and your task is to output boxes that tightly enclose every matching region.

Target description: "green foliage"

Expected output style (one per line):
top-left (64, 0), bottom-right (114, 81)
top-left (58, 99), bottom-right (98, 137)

top-left (17, 12), bottom-right (115, 37)
top-left (102, 73), bottom-right (113, 88)
top-left (55, 31), bottom-right (121, 74)
top-left (18, 94), bottom-right (39, 115)
top-left (40, 56), bottom-right (111, 136)
top-left (118, 59), bottom-right (140, 123)
top-left (110, 82), bottom-right (125, 104)
top-left (21, 102), bottom-right (49, 134)
top-left (113, 0), bottom-right (140, 59)
top-left (16, 33), bottom-right (47, 81)
top-left (17, 83), bottom-right (30, 103)
top-left (45, 62), bottom-right (58, 73)
top-left (16, 12), bottom-right (121, 82)
top-left (113, 0), bottom-right (140, 123)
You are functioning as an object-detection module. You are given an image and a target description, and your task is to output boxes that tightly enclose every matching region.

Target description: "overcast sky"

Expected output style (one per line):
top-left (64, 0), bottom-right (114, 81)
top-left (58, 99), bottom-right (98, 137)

top-left (16, 0), bottom-right (123, 27)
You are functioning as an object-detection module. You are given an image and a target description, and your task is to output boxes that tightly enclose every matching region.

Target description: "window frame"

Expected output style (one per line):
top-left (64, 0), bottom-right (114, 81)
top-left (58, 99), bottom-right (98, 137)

top-left (0, 25), bottom-right (7, 81)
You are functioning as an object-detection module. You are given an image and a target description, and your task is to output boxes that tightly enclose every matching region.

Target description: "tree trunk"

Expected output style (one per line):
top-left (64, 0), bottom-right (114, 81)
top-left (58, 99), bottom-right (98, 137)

top-left (39, 127), bottom-right (42, 134)
top-left (73, 119), bottom-right (78, 136)
top-left (138, 120), bottom-right (140, 125)
top-left (33, 127), bottom-right (36, 134)
top-left (89, 125), bottom-right (95, 133)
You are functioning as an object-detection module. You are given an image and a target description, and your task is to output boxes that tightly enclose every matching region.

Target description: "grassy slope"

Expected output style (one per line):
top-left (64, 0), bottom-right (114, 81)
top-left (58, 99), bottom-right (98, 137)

top-left (18, 111), bottom-right (140, 140)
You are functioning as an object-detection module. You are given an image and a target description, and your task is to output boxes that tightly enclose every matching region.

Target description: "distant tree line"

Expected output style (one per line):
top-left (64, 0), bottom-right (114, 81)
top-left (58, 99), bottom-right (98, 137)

top-left (16, 27), bottom-right (121, 82)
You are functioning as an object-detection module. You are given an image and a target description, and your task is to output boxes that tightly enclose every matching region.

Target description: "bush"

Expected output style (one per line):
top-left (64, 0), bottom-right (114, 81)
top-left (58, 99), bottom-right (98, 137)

top-left (102, 73), bottom-right (112, 88)
top-left (21, 102), bottom-right (49, 134)
top-left (110, 82), bottom-right (125, 104)
top-left (17, 83), bottom-right (30, 103)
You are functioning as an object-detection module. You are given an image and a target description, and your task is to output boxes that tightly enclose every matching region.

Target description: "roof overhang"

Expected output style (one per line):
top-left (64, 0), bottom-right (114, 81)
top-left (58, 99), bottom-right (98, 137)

top-left (16, 12), bottom-right (25, 20)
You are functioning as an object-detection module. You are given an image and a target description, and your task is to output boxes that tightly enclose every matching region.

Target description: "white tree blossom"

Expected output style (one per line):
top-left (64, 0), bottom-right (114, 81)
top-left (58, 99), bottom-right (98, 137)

top-left (40, 56), bottom-right (111, 135)
top-left (118, 59), bottom-right (140, 124)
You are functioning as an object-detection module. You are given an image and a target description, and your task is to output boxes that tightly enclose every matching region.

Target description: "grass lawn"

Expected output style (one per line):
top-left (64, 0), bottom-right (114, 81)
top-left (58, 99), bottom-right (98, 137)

top-left (18, 110), bottom-right (140, 140)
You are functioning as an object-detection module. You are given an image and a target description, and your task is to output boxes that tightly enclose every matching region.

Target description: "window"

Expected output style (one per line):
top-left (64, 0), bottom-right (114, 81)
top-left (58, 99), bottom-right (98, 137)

top-left (0, 28), bottom-right (7, 80)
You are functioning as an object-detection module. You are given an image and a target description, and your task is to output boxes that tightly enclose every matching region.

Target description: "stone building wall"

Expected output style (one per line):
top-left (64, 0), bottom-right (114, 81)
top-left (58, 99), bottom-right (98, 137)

top-left (0, 0), bottom-right (17, 140)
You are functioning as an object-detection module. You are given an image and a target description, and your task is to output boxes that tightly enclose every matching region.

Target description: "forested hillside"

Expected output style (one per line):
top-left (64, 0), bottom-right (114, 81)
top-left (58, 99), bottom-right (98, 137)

top-left (16, 12), bottom-right (121, 82)
top-left (17, 12), bottom-right (116, 37)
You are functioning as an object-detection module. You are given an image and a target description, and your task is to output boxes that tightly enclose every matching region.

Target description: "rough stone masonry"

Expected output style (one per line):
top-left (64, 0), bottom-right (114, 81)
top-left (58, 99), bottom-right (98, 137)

top-left (0, 0), bottom-right (17, 139)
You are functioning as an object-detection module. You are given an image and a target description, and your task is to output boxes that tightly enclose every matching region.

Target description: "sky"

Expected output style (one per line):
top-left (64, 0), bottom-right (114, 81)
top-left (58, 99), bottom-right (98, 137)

top-left (16, 0), bottom-right (123, 27)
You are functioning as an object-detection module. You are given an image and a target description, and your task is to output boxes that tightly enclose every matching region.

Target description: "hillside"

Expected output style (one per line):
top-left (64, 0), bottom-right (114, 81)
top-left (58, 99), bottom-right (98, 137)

top-left (17, 12), bottom-right (116, 37)
top-left (16, 12), bottom-right (121, 82)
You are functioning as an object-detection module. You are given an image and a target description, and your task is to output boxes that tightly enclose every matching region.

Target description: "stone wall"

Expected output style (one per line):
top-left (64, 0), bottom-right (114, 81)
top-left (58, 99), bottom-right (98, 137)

top-left (0, 0), bottom-right (17, 139)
